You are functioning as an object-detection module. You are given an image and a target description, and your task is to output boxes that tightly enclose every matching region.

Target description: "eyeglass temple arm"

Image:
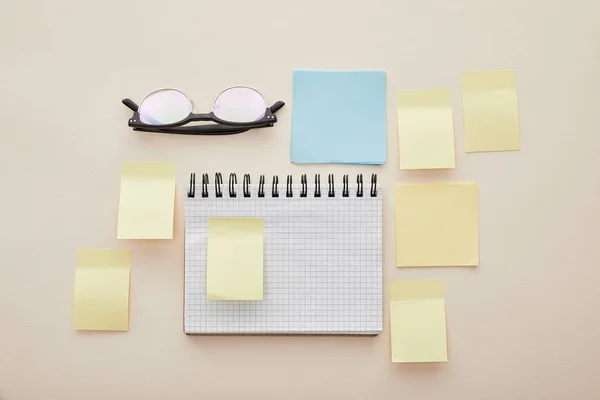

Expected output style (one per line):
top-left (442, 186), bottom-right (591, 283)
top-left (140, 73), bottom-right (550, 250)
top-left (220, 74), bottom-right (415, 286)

top-left (122, 99), bottom-right (284, 114)
top-left (269, 101), bottom-right (285, 113)
top-left (122, 98), bottom-right (138, 112)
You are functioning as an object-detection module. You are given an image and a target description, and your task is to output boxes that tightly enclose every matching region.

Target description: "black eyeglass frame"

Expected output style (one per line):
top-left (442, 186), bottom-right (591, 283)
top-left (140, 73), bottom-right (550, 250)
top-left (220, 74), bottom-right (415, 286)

top-left (122, 97), bottom-right (285, 136)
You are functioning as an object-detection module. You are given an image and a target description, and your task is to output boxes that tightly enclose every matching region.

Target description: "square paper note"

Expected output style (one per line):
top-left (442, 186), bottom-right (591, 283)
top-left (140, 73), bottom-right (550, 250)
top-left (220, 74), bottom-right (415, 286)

top-left (73, 249), bottom-right (130, 331)
top-left (290, 70), bottom-right (387, 165)
top-left (117, 162), bottom-right (176, 239)
top-left (397, 89), bottom-right (455, 169)
top-left (462, 70), bottom-right (520, 152)
top-left (390, 280), bottom-right (447, 363)
top-left (395, 183), bottom-right (479, 267)
top-left (207, 218), bottom-right (264, 300)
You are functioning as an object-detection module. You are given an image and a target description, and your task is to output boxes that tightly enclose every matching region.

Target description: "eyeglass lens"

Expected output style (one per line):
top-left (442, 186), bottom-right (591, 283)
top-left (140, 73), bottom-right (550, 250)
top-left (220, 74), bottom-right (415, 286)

top-left (138, 89), bottom-right (192, 125)
top-left (212, 87), bottom-right (267, 123)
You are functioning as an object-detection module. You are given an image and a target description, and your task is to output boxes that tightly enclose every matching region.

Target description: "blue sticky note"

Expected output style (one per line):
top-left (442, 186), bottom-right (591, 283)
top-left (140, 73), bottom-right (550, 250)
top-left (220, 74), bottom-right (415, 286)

top-left (291, 70), bottom-right (387, 165)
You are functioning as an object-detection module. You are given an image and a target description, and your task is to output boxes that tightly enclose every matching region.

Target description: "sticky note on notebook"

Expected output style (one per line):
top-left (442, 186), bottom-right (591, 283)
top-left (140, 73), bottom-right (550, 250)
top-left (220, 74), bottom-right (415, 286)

top-left (290, 70), bottom-right (387, 165)
top-left (390, 280), bottom-right (447, 363)
top-left (117, 162), bottom-right (176, 239)
top-left (73, 249), bottom-right (130, 331)
top-left (462, 70), bottom-right (520, 152)
top-left (394, 183), bottom-right (479, 267)
top-left (207, 218), bottom-right (264, 300)
top-left (397, 90), bottom-right (455, 169)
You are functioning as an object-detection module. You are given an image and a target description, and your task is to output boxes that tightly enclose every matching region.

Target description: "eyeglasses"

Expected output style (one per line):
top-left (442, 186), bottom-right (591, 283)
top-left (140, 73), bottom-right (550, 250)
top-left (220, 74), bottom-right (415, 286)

top-left (122, 86), bottom-right (285, 135)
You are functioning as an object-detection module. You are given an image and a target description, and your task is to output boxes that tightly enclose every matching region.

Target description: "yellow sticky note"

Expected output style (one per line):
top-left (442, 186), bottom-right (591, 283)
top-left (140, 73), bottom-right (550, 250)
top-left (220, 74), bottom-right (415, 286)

top-left (207, 218), bottom-right (264, 300)
top-left (117, 162), bottom-right (176, 239)
top-left (390, 280), bottom-right (447, 363)
top-left (397, 90), bottom-right (455, 169)
top-left (74, 249), bottom-right (130, 331)
top-left (395, 183), bottom-right (479, 267)
top-left (462, 70), bottom-right (520, 152)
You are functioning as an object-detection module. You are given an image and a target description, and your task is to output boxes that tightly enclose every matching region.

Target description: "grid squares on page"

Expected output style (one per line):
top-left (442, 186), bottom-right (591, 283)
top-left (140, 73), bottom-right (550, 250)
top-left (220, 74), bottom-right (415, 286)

top-left (184, 182), bottom-right (382, 335)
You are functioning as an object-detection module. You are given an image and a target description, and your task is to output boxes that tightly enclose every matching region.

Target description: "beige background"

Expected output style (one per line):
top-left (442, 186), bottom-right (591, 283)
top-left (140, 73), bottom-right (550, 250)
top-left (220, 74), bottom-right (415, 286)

top-left (1, 0), bottom-right (600, 398)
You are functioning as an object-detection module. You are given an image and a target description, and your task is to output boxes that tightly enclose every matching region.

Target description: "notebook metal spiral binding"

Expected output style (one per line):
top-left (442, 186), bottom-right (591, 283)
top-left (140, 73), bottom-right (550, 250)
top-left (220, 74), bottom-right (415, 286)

top-left (243, 174), bottom-right (251, 197)
top-left (342, 174), bottom-right (349, 197)
top-left (272, 175), bottom-right (279, 197)
top-left (328, 174), bottom-right (335, 197)
top-left (258, 175), bottom-right (265, 197)
top-left (356, 174), bottom-right (363, 197)
top-left (202, 174), bottom-right (209, 198)
top-left (314, 174), bottom-right (321, 197)
top-left (370, 173), bottom-right (377, 197)
top-left (215, 173), bottom-right (223, 198)
top-left (188, 173), bottom-right (196, 197)
top-left (187, 173), bottom-right (378, 198)
top-left (286, 175), bottom-right (293, 198)
top-left (229, 173), bottom-right (237, 197)
top-left (300, 174), bottom-right (308, 197)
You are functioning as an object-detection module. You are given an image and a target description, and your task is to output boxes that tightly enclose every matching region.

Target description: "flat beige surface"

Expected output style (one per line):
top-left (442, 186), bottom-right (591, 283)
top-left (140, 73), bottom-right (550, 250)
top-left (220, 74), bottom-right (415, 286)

top-left (1, 0), bottom-right (600, 399)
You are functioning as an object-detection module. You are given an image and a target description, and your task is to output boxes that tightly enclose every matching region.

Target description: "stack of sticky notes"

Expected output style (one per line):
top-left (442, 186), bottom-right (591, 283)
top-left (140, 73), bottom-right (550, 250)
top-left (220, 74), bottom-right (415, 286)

top-left (291, 70), bottom-right (387, 165)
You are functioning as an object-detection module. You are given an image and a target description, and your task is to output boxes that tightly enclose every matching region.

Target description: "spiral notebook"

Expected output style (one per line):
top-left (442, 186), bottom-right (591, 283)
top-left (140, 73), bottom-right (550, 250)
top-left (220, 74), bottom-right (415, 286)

top-left (184, 173), bottom-right (383, 335)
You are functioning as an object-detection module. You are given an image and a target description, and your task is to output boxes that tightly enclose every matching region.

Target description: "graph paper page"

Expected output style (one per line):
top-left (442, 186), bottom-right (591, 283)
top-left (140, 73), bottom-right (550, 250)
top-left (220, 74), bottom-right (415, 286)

top-left (184, 182), bottom-right (382, 335)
